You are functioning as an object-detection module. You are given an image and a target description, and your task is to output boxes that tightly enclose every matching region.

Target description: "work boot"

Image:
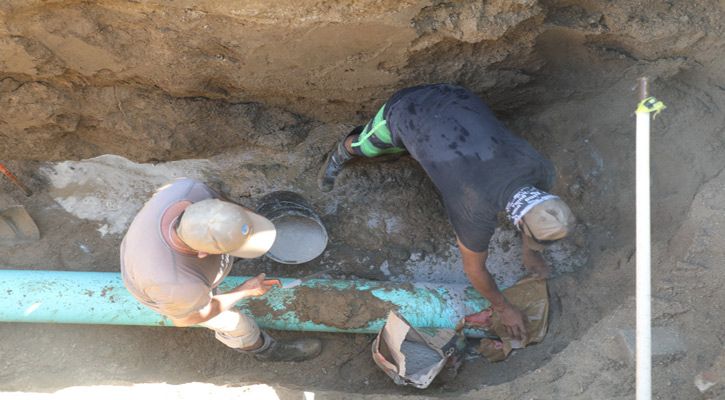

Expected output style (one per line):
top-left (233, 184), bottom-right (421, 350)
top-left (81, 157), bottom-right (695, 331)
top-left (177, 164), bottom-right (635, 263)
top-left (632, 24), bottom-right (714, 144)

top-left (317, 126), bottom-right (363, 192)
top-left (247, 331), bottom-right (322, 362)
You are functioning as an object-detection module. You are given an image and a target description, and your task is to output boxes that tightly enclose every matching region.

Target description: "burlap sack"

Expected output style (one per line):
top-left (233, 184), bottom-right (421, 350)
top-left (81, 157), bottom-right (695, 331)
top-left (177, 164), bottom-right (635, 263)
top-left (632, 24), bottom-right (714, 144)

top-left (461, 275), bottom-right (549, 362)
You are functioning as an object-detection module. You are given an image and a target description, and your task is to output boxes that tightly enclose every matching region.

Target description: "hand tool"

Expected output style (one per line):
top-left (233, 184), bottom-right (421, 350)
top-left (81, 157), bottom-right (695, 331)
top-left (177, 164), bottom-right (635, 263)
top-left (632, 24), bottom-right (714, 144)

top-left (264, 268), bottom-right (337, 289)
top-left (0, 162), bottom-right (32, 197)
top-left (284, 267), bottom-right (337, 288)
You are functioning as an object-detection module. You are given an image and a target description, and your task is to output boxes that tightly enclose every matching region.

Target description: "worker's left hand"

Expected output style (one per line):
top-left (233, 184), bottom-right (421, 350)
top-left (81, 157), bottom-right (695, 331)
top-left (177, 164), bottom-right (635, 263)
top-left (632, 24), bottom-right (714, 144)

top-left (522, 247), bottom-right (550, 280)
top-left (497, 302), bottom-right (529, 341)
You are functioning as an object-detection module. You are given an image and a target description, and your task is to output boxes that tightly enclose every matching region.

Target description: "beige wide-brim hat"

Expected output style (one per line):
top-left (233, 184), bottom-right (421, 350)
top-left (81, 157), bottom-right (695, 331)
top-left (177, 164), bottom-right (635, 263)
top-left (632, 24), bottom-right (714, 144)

top-left (522, 198), bottom-right (575, 251)
top-left (178, 199), bottom-right (276, 258)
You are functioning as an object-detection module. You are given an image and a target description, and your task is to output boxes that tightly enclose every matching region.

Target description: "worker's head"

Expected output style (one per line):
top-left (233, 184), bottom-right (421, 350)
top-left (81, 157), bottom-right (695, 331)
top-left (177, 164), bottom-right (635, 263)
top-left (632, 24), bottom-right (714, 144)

top-left (521, 198), bottom-right (574, 251)
top-left (176, 199), bottom-right (276, 258)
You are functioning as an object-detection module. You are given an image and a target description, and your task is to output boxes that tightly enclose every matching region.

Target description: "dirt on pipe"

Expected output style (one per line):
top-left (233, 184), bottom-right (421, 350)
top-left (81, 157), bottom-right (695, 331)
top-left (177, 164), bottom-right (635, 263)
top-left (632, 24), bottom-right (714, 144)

top-left (1, 1), bottom-right (724, 399)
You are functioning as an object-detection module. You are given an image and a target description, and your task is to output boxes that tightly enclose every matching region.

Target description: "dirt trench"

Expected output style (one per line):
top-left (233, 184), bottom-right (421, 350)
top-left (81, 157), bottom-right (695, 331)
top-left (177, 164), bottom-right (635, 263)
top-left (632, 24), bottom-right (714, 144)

top-left (1, 1), bottom-right (724, 399)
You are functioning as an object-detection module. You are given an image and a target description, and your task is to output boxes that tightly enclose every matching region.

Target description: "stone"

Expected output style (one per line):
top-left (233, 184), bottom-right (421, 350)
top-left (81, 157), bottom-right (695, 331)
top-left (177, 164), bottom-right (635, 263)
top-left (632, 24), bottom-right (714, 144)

top-left (617, 326), bottom-right (686, 366)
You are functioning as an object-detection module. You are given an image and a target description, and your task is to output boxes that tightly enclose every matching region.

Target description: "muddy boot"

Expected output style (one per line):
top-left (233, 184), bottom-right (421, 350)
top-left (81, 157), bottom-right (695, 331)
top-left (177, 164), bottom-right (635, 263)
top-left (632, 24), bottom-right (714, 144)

top-left (317, 126), bottom-right (363, 192)
top-left (246, 331), bottom-right (322, 362)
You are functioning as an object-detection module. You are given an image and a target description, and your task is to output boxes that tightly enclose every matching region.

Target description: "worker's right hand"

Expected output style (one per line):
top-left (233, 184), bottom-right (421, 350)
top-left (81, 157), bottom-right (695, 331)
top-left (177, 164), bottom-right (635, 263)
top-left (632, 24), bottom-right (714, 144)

top-left (496, 302), bottom-right (528, 341)
top-left (235, 273), bottom-right (275, 297)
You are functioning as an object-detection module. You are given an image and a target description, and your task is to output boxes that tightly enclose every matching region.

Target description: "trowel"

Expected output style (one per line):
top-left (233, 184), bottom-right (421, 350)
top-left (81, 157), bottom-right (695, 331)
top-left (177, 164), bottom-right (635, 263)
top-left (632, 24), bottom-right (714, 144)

top-left (0, 205), bottom-right (40, 247)
top-left (265, 267), bottom-right (337, 289)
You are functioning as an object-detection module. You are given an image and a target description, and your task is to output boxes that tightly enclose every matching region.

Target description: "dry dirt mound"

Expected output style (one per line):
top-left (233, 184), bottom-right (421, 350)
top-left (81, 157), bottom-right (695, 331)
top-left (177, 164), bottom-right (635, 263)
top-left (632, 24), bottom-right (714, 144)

top-left (1, 1), bottom-right (724, 399)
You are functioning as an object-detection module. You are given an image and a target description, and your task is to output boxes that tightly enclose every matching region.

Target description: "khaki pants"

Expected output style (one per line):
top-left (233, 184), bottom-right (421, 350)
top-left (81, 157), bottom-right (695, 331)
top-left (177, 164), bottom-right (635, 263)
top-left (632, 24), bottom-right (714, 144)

top-left (200, 307), bottom-right (261, 349)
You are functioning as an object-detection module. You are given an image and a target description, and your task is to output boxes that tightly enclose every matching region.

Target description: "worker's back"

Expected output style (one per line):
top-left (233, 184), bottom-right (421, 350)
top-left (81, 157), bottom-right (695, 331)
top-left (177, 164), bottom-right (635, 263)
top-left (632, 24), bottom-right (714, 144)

top-left (385, 84), bottom-right (557, 252)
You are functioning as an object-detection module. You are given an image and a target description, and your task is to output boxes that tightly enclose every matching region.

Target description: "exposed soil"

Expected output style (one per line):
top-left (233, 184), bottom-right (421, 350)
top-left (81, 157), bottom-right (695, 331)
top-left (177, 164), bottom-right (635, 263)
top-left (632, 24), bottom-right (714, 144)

top-left (1, 1), bottom-right (724, 399)
top-left (252, 286), bottom-right (397, 330)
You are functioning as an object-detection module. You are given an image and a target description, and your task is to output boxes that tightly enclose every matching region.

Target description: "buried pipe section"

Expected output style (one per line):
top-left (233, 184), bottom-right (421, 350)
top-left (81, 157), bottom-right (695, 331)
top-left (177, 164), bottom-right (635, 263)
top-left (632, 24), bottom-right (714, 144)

top-left (0, 270), bottom-right (493, 338)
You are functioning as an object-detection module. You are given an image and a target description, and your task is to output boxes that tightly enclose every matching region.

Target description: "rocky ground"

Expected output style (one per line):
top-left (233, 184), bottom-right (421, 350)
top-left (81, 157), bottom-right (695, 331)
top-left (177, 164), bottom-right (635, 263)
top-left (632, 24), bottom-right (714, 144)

top-left (1, 1), bottom-right (724, 399)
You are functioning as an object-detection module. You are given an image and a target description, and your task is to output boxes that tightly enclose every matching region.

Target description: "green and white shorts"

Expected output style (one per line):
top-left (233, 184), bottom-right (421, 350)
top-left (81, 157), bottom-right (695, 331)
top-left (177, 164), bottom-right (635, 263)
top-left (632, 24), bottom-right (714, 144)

top-left (350, 104), bottom-right (407, 158)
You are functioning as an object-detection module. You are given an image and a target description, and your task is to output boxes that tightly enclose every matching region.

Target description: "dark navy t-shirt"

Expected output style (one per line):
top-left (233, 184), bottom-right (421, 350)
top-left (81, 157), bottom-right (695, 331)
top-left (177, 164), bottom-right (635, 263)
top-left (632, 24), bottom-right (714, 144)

top-left (384, 84), bottom-right (557, 252)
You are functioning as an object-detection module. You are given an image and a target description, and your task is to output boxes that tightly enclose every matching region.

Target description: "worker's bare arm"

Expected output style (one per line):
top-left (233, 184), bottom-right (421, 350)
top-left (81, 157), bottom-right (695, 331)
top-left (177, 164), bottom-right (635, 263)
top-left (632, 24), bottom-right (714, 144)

top-left (457, 238), bottom-right (528, 340)
top-left (521, 234), bottom-right (551, 280)
top-left (170, 273), bottom-right (274, 327)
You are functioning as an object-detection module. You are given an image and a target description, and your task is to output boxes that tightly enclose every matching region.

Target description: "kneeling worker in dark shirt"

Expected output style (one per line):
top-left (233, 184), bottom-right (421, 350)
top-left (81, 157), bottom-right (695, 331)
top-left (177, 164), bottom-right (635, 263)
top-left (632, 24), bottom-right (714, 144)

top-left (318, 84), bottom-right (575, 340)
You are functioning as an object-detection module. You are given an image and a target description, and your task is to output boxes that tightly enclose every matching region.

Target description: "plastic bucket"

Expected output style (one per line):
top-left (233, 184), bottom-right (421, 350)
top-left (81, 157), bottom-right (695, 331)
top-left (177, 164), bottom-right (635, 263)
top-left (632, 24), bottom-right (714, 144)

top-left (255, 191), bottom-right (328, 264)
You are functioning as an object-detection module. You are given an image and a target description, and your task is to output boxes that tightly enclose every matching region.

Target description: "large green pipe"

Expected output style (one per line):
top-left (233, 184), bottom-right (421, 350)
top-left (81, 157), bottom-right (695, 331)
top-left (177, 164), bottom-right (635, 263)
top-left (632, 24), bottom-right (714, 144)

top-left (0, 270), bottom-right (492, 338)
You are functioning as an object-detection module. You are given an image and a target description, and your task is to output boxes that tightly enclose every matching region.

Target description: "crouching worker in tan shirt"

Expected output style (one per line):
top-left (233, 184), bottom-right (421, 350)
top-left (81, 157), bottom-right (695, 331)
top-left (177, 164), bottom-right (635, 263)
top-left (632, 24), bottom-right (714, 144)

top-left (121, 178), bottom-right (321, 362)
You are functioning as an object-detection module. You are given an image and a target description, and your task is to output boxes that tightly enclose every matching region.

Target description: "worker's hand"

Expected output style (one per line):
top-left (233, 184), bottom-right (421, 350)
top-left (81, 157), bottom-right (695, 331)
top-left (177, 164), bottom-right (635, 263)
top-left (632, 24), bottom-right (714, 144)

top-left (235, 273), bottom-right (275, 298)
top-left (496, 302), bottom-right (529, 341)
top-left (522, 245), bottom-right (551, 280)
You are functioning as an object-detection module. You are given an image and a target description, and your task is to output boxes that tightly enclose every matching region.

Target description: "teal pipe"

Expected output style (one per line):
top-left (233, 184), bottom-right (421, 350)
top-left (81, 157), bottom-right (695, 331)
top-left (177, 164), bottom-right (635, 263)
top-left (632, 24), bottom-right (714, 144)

top-left (0, 270), bottom-right (493, 338)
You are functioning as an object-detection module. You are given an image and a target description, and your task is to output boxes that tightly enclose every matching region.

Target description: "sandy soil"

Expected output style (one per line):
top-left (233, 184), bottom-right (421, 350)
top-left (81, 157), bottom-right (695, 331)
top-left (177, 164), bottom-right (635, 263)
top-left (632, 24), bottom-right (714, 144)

top-left (1, 1), bottom-right (724, 399)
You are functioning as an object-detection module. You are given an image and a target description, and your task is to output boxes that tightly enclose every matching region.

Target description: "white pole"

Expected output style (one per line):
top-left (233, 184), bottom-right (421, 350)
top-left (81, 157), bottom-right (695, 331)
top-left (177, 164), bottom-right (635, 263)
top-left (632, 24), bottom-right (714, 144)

top-left (635, 77), bottom-right (652, 400)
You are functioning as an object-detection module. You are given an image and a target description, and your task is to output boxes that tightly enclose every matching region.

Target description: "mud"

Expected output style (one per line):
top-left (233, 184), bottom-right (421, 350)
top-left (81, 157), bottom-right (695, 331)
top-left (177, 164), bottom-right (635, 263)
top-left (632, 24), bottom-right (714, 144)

top-left (253, 286), bottom-right (398, 330)
top-left (1, 0), bottom-right (725, 399)
top-left (242, 283), bottom-right (400, 331)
